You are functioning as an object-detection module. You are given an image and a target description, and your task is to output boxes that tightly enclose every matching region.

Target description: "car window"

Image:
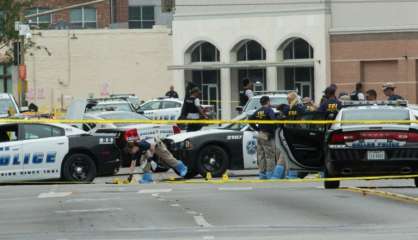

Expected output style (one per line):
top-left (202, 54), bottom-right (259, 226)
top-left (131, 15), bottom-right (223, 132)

top-left (22, 124), bottom-right (65, 140)
top-left (0, 124), bottom-right (18, 142)
top-left (244, 97), bottom-right (288, 112)
top-left (87, 103), bottom-right (133, 112)
top-left (286, 112), bottom-right (327, 131)
top-left (0, 97), bottom-right (18, 115)
top-left (162, 101), bottom-right (181, 109)
top-left (341, 108), bottom-right (410, 125)
top-left (99, 112), bottom-right (149, 126)
top-left (141, 101), bottom-right (161, 111)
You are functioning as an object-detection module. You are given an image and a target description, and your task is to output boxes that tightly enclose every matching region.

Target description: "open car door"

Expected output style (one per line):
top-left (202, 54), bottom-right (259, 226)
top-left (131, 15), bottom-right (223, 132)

top-left (278, 112), bottom-right (327, 171)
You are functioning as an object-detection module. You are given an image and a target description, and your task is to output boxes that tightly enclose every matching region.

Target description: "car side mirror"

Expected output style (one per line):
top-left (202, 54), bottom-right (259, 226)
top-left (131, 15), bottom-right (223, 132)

top-left (137, 110), bottom-right (145, 115)
top-left (19, 106), bottom-right (30, 113)
top-left (236, 106), bottom-right (243, 113)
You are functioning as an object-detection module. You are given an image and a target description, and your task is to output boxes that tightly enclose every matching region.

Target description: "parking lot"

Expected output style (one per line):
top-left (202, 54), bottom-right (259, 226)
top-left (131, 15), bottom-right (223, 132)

top-left (1, 170), bottom-right (418, 240)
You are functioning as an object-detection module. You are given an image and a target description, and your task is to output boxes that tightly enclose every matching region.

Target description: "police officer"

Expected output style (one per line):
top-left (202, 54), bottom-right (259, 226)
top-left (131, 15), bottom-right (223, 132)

top-left (239, 78), bottom-right (254, 107)
top-left (249, 96), bottom-right (280, 179)
top-left (318, 86), bottom-right (342, 114)
top-left (350, 82), bottom-right (365, 101)
top-left (382, 82), bottom-right (403, 101)
top-left (165, 85), bottom-right (179, 98)
top-left (184, 87), bottom-right (207, 132)
top-left (127, 132), bottom-right (188, 183)
top-left (286, 91), bottom-right (306, 119)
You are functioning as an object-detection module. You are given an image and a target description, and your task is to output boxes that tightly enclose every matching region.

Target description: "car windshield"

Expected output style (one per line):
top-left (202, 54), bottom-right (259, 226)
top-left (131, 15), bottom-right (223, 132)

top-left (0, 98), bottom-right (17, 115)
top-left (87, 103), bottom-right (133, 112)
top-left (221, 114), bottom-right (247, 130)
top-left (341, 108), bottom-right (410, 125)
top-left (244, 96), bottom-right (288, 112)
top-left (98, 112), bottom-right (149, 126)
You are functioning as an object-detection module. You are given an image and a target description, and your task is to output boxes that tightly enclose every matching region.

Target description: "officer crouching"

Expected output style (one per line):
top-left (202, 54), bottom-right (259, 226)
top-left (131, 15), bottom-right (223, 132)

top-left (249, 96), bottom-right (282, 179)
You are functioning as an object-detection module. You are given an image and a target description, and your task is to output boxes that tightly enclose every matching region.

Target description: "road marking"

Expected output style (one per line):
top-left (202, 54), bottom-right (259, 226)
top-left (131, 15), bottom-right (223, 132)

top-left (194, 215), bottom-right (213, 228)
top-left (203, 236), bottom-right (215, 240)
top-left (218, 187), bottom-right (253, 191)
top-left (38, 192), bottom-right (72, 199)
top-left (170, 203), bottom-right (181, 207)
top-left (343, 187), bottom-right (418, 205)
top-left (55, 208), bottom-right (122, 214)
top-left (138, 189), bottom-right (172, 194)
top-left (187, 210), bottom-right (198, 215)
top-left (65, 198), bottom-right (120, 203)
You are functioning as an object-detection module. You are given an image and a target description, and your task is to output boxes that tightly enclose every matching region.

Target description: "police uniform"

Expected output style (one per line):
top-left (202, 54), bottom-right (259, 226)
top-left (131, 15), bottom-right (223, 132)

top-left (318, 97), bottom-right (342, 113)
top-left (239, 88), bottom-right (253, 106)
top-left (388, 95), bottom-right (403, 101)
top-left (250, 106), bottom-right (277, 178)
top-left (184, 96), bottom-right (203, 132)
top-left (165, 90), bottom-right (179, 98)
top-left (286, 103), bottom-right (306, 119)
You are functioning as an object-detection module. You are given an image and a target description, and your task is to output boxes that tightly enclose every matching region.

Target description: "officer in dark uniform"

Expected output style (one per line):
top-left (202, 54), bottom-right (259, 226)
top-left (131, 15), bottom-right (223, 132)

top-left (249, 96), bottom-right (279, 179)
top-left (165, 85), bottom-right (179, 98)
top-left (184, 87), bottom-right (207, 132)
top-left (239, 78), bottom-right (254, 107)
top-left (286, 91), bottom-right (306, 119)
top-left (382, 82), bottom-right (403, 101)
top-left (318, 86), bottom-right (342, 114)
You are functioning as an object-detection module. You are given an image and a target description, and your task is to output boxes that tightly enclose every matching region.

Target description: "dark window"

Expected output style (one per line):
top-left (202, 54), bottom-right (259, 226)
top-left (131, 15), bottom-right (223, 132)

top-left (191, 42), bottom-right (219, 62)
top-left (283, 38), bottom-right (313, 60)
top-left (238, 69), bottom-right (266, 91)
top-left (26, 8), bottom-right (51, 29)
top-left (141, 101), bottom-right (161, 111)
top-left (0, 65), bottom-right (12, 94)
top-left (22, 124), bottom-right (64, 140)
top-left (70, 7), bottom-right (97, 29)
top-left (0, 124), bottom-right (18, 142)
top-left (128, 6), bottom-right (155, 29)
top-left (237, 40), bottom-right (266, 61)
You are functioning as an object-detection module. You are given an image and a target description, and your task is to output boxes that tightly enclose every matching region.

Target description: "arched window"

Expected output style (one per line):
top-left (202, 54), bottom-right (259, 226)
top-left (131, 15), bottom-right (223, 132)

top-left (283, 38), bottom-right (313, 60)
top-left (191, 42), bottom-right (220, 62)
top-left (237, 40), bottom-right (266, 61)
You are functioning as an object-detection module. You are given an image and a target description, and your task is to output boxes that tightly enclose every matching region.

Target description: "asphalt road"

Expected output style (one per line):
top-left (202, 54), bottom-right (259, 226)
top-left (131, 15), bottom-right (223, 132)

top-left (1, 171), bottom-right (418, 240)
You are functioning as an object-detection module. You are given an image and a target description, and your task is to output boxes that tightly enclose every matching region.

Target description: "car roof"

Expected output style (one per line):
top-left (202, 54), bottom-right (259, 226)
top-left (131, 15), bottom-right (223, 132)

top-left (341, 105), bottom-right (410, 111)
top-left (250, 94), bottom-right (288, 98)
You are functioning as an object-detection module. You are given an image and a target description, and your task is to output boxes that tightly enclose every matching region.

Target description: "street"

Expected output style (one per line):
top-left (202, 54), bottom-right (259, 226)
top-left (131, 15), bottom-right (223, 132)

top-left (1, 171), bottom-right (418, 240)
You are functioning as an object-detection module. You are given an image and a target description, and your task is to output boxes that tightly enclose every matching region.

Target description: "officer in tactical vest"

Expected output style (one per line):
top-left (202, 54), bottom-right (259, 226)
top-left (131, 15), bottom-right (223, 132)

top-left (239, 78), bottom-right (254, 107)
top-left (184, 87), bottom-right (207, 132)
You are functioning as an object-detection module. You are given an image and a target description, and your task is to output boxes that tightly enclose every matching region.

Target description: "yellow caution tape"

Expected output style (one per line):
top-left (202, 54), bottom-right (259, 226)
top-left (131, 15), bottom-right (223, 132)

top-left (2, 119), bottom-right (418, 125)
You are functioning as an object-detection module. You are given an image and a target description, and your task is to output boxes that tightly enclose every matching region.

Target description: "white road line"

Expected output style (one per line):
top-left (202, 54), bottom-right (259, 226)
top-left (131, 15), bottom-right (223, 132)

top-left (55, 208), bottom-right (122, 214)
top-left (65, 198), bottom-right (121, 203)
top-left (170, 203), bottom-right (180, 207)
top-left (186, 210), bottom-right (198, 215)
top-left (138, 189), bottom-right (172, 194)
top-left (203, 236), bottom-right (215, 240)
top-left (194, 215), bottom-right (213, 228)
top-left (218, 187), bottom-right (253, 191)
top-left (38, 192), bottom-right (72, 199)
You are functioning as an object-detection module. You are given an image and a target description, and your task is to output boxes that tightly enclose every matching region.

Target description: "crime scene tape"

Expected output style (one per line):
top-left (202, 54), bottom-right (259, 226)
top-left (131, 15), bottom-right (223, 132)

top-left (3, 119), bottom-right (418, 125)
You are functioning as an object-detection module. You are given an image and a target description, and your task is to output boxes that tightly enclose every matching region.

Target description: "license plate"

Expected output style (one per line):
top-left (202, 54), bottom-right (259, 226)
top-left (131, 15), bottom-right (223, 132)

top-left (367, 151), bottom-right (385, 160)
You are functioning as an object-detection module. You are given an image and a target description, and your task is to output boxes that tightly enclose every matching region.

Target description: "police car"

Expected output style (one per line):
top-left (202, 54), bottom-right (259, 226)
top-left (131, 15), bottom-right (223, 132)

top-left (236, 91), bottom-right (289, 115)
top-left (0, 122), bottom-right (121, 183)
top-left (164, 113), bottom-right (259, 178)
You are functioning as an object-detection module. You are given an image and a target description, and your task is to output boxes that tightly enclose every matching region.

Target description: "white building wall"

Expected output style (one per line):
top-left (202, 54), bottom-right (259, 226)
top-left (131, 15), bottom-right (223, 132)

top-left (25, 28), bottom-right (172, 111)
top-left (172, 1), bottom-right (330, 118)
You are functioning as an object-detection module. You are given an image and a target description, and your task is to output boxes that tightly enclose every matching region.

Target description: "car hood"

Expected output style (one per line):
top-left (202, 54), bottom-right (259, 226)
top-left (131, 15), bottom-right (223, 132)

top-left (167, 129), bottom-right (236, 142)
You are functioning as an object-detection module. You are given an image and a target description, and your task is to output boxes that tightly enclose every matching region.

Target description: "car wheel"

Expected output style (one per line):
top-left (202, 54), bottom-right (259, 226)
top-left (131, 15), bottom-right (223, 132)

top-left (62, 153), bottom-right (97, 183)
top-left (415, 178), bottom-right (418, 187)
top-left (197, 145), bottom-right (229, 178)
top-left (324, 168), bottom-right (340, 189)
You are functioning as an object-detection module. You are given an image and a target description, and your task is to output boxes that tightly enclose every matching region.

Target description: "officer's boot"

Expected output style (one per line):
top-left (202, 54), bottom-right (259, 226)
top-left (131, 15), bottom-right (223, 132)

top-left (139, 172), bottom-right (154, 184)
top-left (174, 161), bottom-right (188, 177)
top-left (287, 170), bottom-right (299, 179)
top-left (271, 165), bottom-right (285, 179)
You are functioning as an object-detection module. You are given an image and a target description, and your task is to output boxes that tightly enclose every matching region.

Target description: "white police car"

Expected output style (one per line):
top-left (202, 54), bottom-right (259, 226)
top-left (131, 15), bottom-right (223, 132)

top-left (0, 122), bottom-right (121, 183)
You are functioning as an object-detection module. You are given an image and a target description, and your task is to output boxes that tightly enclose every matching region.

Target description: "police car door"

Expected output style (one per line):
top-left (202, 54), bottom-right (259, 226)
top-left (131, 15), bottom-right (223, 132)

top-left (20, 124), bottom-right (69, 180)
top-left (242, 125), bottom-right (258, 169)
top-left (161, 100), bottom-right (182, 120)
top-left (279, 112), bottom-right (326, 171)
top-left (0, 124), bottom-right (23, 183)
top-left (141, 101), bottom-right (162, 120)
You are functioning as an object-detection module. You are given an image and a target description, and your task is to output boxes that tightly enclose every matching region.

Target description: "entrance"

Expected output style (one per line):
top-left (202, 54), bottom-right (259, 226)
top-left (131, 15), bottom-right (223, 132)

top-left (238, 69), bottom-right (266, 92)
top-left (284, 67), bottom-right (314, 98)
top-left (191, 70), bottom-right (221, 119)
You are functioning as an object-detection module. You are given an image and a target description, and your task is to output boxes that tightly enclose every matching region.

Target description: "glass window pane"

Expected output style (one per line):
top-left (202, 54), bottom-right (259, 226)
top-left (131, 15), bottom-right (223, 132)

top-left (84, 22), bottom-right (97, 29)
top-left (70, 23), bottom-right (83, 29)
top-left (6, 65), bottom-right (12, 76)
top-left (25, 9), bottom-right (37, 24)
top-left (0, 79), bottom-right (4, 92)
top-left (84, 8), bottom-right (96, 22)
top-left (247, 41), bottom-right (264, 61)
top-left (237, 45), bottom-right (247, 61)
top-left (294, 39), bottom-right (310, 59)
top-left (38, 8), bottom-right (51, 23)
top-left (129, 7), bottom-right (141, 21)
top-left (128, 21), bottom-right (141, 29)
top-left (0, 65), bottom-right (4, 77)
top-left (283, 42), bottom-right (293, 60)
top-left (191, 46), bottom-right (201, 62)
top-left (70, 8), bottom-right (82, 23)
top-left (201, 43), bottom-right (216, 62)
top-left (6, 79), bottom-right (12, 94)
top-left (142, 21), bottom-right (155, 29)
top-left (142, 6), bottom-right (155, 20)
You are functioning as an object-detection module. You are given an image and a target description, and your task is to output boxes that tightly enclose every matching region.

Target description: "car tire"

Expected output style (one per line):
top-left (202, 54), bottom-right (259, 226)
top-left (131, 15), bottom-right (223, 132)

top-left (62, 153), bottom-right (97, 183)
top-left (415, 178), bottom-right (418, 187)
top-left (324, 168), bottom-right (340, 189)
top-left (196, 145), bottom-right (229, 178)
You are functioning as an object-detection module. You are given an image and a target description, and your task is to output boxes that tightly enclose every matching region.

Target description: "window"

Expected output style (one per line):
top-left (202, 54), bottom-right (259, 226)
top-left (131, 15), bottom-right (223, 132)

top-left (0, 65), bottom-right (12, 94)
top-left (22, 124), bottom-right (64, 140)
top-left (237, 40), bottom-right (266, 61)
top-left (283, 38), bottom-right (314, 60)
top-left (162, 101), bottom-right (181, 109)
top-left (191, 42), bottom-right (220, 62)
top-left (0, 124), bottom-right (18, 142)
top-left (128, 6), bottom-right (155, 29)
top-left (70, 7), bottom-right (97, 29)
top-left (141, 101), bottom-right (161, 111)
top-left (26, 8), bottom-right (51, 29)
top-left (0, 11), bottom-right (5, 35)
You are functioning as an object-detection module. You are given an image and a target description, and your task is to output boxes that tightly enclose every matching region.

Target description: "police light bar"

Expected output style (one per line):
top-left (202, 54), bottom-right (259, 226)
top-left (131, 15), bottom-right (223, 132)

top-left (254, 89), bottom-right (298, 96)
top-left (341, 100), bottom-right (408, 107)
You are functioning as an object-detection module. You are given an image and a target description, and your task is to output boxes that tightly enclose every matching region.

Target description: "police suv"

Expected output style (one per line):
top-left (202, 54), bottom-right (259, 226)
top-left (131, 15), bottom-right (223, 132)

top-left (0, 122), bottom-right (121, 183)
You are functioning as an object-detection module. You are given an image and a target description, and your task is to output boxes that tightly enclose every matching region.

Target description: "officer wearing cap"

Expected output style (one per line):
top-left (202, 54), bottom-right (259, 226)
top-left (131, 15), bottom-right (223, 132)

top-left (318, 86), bottom-right (342, 114)
top-left (184, 87), bottom-right (207, 132)
top-left (249, 96), bottom-right (279, 179)
top-left (126, 130), bottom-right (188, 183)
top-left (382, 82), bottom-right (403, 101)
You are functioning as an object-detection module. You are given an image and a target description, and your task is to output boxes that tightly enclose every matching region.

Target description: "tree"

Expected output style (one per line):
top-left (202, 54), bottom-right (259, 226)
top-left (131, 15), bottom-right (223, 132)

top-left (0, 0), bottom-right (33, 62)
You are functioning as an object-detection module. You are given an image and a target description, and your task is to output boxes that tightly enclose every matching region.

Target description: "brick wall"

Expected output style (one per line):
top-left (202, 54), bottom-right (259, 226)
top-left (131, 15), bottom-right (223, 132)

top-left (331, 33), bottom-right (418, 103)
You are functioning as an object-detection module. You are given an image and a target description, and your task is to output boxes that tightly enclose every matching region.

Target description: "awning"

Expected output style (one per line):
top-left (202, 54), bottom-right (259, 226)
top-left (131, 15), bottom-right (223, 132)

top-left (168, 59), bottom-right (317, 70)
